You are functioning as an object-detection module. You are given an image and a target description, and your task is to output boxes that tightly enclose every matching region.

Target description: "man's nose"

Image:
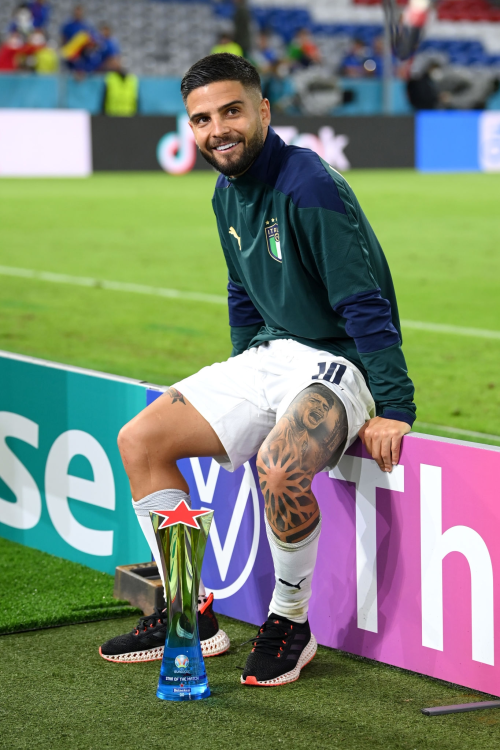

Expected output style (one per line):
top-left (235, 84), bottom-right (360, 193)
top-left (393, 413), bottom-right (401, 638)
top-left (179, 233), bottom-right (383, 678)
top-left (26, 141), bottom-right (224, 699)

top-left (210, 116), bottom-right (231, 139)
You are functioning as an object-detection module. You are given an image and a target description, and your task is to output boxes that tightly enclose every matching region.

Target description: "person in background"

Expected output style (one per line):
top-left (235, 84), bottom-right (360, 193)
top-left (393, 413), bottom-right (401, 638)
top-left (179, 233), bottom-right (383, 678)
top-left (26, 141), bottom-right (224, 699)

top-left (8, 4), bottom-right (34, 38)
top-left (61, 30), bottom-right (93, 71)
top-left (251, 29), bottom-right (283, 102)
top-left (252, 29), bottom-right (280, 74)
top-left (0, 31), bottom-right (25, 70)
top-left (367, 36), bottom-right (385, 78)
top-left (340, 37), bottom-right (368, 78)
top-left (211, 32), bottom-right (243, 57)
top-left (288, 28), bottom-right (321, 69)
top-left (233, 0), bottom-right (251, 58)
top-left (406, 59), bottom-right (441, 109)
top-left (10, 28), bottom-right (57, 72)
top-left (103, 58), bottom-right (139, 116)
top-left (408, 56), bottom-right (498, 111)
top-left (61, 4), bottom-right (92, 45)
top-left (28, 0), bottom-right (50, 30)
top-left (97, 22), bottom-right (120, 70)
top-left (32, 31), bottom-right (58, 73)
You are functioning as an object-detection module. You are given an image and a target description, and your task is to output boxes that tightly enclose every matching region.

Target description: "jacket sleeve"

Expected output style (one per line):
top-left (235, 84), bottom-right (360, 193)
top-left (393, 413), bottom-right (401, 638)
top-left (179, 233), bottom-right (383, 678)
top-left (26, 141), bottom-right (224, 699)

top-left (291, 189), bottom-right (416, 424)
top-left (332, 289), bottom-right (415, 425)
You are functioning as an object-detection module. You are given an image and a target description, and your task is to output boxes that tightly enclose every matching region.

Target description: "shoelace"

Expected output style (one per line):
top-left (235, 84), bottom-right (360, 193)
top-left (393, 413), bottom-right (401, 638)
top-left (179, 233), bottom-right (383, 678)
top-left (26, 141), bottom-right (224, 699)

top-left (243, 617), bottom-right (294, 658)
top-left (134, 607), bottom-right (166, 635)
top-left (134, 602), bottom-right (212, 636)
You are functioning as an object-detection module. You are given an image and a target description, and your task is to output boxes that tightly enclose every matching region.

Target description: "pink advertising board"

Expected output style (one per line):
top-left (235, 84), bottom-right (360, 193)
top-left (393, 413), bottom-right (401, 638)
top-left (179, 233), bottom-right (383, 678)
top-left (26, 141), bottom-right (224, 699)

top-left (309, 433), bottom-right (500, 697)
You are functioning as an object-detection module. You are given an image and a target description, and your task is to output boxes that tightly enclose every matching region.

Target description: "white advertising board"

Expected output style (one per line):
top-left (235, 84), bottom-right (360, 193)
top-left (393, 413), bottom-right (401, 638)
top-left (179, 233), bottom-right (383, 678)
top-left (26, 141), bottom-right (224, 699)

top-left (0, 110), bottom-right (92, 177)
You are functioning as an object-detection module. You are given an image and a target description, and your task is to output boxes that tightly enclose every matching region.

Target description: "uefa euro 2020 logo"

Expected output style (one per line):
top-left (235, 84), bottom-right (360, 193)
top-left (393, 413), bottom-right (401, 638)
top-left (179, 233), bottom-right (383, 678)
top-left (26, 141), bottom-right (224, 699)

top-left (174, 654), bottom-right (189, 670)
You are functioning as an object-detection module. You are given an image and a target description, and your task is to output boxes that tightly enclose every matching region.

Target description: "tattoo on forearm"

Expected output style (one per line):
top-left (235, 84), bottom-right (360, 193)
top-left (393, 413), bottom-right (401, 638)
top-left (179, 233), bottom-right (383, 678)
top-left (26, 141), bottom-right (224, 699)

top-left (166, 387), bottom-right (186, 405)
top-left (257, 384), bottom-right (347, 543)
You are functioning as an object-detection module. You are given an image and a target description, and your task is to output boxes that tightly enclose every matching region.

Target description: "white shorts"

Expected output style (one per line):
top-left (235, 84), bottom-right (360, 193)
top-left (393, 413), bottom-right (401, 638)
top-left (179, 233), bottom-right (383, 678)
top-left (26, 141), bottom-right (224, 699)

top-left (173, 339), bottom-right (375, 473)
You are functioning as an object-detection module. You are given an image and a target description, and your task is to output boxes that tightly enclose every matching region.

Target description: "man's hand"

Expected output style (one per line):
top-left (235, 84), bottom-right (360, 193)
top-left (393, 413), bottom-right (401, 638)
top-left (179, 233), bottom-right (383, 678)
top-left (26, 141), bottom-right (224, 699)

top-left (358, 417), bottom-right (411, 472)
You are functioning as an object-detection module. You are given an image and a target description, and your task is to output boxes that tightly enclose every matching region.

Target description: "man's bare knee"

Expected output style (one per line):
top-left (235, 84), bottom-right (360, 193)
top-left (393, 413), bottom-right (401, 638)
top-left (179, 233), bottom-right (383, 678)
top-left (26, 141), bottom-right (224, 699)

top-left (117, 421), bottom-right (147, 475)
top-left (118, 416), bottom-right (175, 475)
top-left (117, 422), bottom-right (133, 457)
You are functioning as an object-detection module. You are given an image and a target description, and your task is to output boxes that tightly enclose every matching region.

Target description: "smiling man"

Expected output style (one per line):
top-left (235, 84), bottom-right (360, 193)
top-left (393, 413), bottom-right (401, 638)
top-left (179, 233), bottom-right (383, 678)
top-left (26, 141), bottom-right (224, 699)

top-left (100, 53), bottom-right (415, 687)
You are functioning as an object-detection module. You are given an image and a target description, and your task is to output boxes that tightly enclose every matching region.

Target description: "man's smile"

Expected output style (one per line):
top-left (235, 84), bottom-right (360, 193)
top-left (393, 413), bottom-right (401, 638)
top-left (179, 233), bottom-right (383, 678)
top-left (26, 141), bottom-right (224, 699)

top-left (213, 142), bottom-right (240, 153)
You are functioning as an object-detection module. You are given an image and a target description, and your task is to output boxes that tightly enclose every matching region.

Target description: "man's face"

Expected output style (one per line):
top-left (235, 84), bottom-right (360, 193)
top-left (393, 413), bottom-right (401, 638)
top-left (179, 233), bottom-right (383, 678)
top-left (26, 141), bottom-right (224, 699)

top-left (296, 392), bottom-right (331, 431)
top-left (186, 80), bottom-right (271, 177)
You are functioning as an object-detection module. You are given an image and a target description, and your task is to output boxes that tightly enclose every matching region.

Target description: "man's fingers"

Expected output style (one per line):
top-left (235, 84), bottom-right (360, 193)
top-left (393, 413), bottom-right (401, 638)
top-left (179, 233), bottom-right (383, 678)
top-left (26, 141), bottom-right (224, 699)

top-left (363, 429), bottom-right (373, 458)
top-left (381, 436), bottom-right (393, 472)
top-left (370, 435), bottom-right (385, 471)
top-left (360, 418), bottom-right (411, 471)
top-left (391, 435), bottom-right (402, 466)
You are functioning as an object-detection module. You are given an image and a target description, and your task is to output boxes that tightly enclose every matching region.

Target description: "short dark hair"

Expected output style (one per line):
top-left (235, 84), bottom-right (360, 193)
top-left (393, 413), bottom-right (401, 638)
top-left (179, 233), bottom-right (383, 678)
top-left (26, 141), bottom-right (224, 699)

top-left (181, 53), bottom-right (262, 104)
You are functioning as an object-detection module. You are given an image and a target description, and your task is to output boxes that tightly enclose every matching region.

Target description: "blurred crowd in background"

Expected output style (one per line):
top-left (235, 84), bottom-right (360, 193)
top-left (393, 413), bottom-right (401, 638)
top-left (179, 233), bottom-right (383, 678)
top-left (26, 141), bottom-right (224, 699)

top-left (0, 0), bottom-right (498, 114)
top-left (0, 2), bottom-right (122, 75)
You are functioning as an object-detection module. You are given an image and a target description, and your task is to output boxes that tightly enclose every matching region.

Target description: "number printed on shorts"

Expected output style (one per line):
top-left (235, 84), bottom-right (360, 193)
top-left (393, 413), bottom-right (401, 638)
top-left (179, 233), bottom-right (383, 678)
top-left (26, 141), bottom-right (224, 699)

top-left (312, 361), bottom-right (346, 385)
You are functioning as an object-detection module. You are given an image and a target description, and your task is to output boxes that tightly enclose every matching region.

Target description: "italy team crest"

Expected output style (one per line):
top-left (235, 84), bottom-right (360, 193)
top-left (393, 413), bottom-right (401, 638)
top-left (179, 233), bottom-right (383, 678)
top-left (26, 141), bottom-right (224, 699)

top-left (265, 220), bottom-right (282, 263)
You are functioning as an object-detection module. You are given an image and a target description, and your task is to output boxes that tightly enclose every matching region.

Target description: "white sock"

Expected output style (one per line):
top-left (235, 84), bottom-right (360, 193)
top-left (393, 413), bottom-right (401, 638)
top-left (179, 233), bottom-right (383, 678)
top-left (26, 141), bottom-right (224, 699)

top-left (133, 488), bottom-right (189, 594)
top-left (266, 515), bottom-right (322, 624)
top-left (133, 489), bottom-right (205, 607)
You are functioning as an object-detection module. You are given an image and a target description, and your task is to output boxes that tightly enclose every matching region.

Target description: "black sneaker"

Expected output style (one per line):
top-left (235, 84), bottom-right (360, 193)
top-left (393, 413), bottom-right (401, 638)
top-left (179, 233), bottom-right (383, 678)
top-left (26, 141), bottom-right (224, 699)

top-left (241, 614), bottom-right (317, 686)
top-left (99, 593), bottom-right (230, 663)
top-left (198, 592), bottom-right (230, 657)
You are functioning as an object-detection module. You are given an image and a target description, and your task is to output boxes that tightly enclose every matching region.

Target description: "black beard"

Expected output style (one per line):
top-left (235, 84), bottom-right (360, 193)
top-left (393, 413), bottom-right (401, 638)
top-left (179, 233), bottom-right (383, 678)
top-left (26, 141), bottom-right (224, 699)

top-left (199, 126), bottom-right (265, 177)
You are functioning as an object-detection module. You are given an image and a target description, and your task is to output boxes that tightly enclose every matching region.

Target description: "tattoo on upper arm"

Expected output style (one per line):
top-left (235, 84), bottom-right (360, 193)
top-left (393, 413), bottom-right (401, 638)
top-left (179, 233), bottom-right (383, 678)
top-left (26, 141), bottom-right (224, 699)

top-left (257, 383), bottom-right (348, 543)
top-left (166, 387), bottom-right (186, 405)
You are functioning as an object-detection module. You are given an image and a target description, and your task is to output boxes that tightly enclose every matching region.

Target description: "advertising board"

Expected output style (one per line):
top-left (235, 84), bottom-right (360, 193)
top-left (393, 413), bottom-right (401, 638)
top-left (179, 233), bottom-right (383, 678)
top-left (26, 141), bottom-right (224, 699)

top-left (0, 110), bottom-right (92, 177)
top-left (1, 350), bottom-right (500, 697)
top-left (416, 111), bottom-right (500, 172)
top-left (91, 114), bottom-right (415, 173)
top-left (1, 110), bottom-right (498, 177)
top-left (0, 351), bottom-right (150, 571)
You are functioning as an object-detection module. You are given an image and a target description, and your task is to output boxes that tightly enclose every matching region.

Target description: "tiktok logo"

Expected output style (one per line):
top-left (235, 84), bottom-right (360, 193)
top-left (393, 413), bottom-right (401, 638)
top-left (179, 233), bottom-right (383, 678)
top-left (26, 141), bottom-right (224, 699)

top-left (157, 115), bottom-right (197, 175)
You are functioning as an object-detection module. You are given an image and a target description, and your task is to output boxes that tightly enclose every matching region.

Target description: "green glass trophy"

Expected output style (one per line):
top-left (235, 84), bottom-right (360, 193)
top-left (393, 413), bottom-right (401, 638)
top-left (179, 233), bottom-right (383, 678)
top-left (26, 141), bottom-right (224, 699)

top-left (149, 501), bottom-right (214, 702)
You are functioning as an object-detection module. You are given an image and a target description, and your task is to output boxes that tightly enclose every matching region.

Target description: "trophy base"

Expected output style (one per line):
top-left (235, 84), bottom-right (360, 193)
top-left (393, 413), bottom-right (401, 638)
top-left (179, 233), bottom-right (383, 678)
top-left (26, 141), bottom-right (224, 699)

top-left (156, 683), bottom-right (211, 702)
top-left (156, 643), bottom-right (211, 702)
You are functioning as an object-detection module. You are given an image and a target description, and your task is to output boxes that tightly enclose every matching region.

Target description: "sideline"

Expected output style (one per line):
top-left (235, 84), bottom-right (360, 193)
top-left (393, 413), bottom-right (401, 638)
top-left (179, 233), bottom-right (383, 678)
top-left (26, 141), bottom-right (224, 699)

top-left (2, 265), bottom-right (500, 342)
top-left (415, 421), bottom-right (500, 444)
top-left (0, 265), bottom-right (227, 306)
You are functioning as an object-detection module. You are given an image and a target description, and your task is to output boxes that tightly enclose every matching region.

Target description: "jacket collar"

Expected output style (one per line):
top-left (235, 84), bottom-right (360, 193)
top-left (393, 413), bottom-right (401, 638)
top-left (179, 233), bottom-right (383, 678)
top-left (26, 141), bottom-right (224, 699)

top-left (229, 126), bottom-right (286, 189)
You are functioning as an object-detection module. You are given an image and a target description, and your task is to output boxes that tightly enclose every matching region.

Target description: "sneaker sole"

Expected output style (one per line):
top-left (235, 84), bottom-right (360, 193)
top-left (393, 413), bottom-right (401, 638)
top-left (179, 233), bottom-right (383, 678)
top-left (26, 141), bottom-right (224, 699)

top-left (240, 634), bottom-right (317, 687)
top-left (202, 628), bottom-right (231, 658)
top-left (99, 629), bottom-right (230, 664)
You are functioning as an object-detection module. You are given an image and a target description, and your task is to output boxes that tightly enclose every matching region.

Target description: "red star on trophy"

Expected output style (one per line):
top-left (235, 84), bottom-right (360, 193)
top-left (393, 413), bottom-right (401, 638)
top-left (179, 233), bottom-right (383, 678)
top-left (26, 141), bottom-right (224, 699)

top-left (152, 500), bottom-right (211, 530)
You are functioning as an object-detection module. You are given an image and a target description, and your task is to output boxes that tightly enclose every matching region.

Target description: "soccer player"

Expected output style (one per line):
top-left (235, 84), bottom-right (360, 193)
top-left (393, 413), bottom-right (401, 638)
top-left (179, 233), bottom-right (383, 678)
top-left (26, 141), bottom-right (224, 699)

top-left (100, 53), bottom-right (415, 686)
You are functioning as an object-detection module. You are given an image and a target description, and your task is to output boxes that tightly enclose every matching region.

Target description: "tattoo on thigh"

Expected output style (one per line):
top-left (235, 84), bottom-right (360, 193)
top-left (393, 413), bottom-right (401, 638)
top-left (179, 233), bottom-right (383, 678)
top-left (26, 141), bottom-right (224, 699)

top-left (257, 384), bottom-right (347, 543)
top-left (166, 387), bottom-right (186, 405)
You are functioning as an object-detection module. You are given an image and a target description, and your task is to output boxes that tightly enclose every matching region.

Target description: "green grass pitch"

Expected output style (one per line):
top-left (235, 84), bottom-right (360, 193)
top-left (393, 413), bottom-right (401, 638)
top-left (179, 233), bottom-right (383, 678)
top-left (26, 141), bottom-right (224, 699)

top-left (1, 171), bottom-right (500, 748)
top-left (2, 613), bottom-right (500, 750)
top-left (0, 171), bottom-right (499, 439)
top-left (0, 538), bottom-right (140, 635)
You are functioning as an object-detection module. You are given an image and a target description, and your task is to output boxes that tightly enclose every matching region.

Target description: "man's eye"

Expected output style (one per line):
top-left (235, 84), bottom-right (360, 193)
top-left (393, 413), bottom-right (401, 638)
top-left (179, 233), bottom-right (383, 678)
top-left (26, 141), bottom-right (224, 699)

top-left (227, 108), bottom-right (239, 115)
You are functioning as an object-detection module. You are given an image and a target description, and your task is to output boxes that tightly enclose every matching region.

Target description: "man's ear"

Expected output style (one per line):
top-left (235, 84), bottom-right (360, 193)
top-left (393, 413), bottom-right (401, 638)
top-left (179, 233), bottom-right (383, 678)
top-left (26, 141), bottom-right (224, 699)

top-left (260, 97), bottom-right (271, 128)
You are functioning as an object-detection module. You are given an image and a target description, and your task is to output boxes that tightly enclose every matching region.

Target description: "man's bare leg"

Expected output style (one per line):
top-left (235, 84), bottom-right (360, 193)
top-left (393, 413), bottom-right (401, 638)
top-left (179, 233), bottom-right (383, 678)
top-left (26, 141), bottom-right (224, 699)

top-left (100, 387), bottom-right (230, 662)
top-left (117, 386), bottom-right (225, 600)
top-left (118, 386), bottom-right (225, 500)
top-left (256, 383), bottom-right (348, 622)
top-left (240, 383), bottom-right (348, 685)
